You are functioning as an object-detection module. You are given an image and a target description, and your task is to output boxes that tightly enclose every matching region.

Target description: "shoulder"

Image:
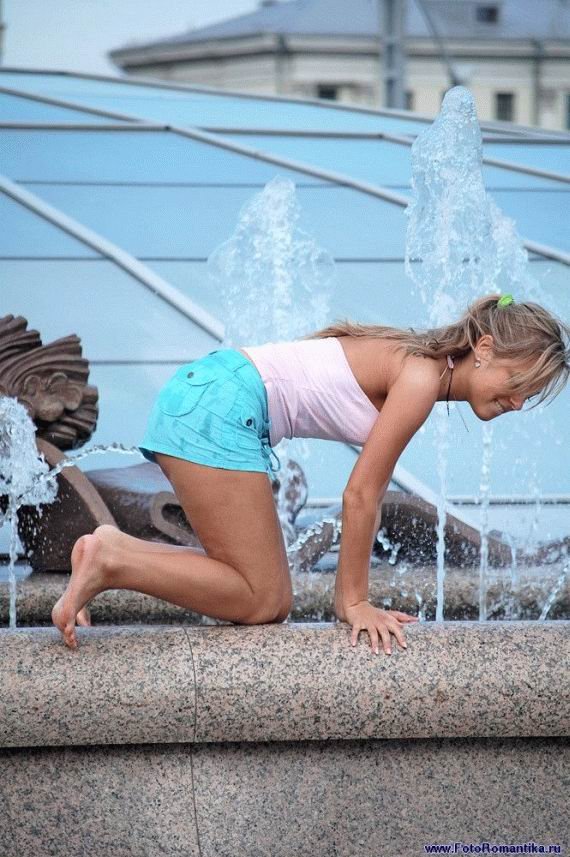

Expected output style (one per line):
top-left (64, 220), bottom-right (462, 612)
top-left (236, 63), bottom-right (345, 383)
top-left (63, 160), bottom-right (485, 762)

top-left (388, 351), bottom-right (441, 399)
top-left (382, 353), bottom-right (441, 435)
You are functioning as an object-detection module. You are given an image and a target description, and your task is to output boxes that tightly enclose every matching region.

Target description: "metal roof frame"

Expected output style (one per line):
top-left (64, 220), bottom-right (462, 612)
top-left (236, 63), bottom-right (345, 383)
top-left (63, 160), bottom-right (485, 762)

top-left (3, 120), bottom-right (567, 146)
top-left (0, 84), bottom-right (139, 124)
top-left (2, 71), bottom-right (567, 517)
top-left (196, 127), bottom-right (570, 144)
top-left (0, 67), bottom-right (439, 125)
top-left (0, 122), bottom-right (159, 131)
top-left (3, 83), bottom-right (569, 185)
top-left (2, 82), bottom-right (568, 265)
top-left (196, 126), bottom-right (570, 185)
top-left (3, 65), bottom-right (569, 141)
top-left (0, 174), bottom-right (225, 340)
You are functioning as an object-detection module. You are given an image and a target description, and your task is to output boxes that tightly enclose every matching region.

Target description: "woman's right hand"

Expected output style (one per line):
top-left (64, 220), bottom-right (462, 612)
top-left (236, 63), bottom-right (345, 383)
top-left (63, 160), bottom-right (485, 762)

top-left (342, 600), bottom-right (419, 655)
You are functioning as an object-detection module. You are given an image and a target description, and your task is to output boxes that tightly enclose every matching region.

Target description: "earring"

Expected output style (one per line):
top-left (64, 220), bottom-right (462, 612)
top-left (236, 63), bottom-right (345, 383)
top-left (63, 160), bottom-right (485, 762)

top-left (474, 357), bottom-right (481, 368)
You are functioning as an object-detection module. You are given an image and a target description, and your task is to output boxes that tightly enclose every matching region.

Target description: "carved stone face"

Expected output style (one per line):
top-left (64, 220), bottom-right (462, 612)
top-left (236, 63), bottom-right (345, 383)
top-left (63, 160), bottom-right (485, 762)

top-left (0, 314), bottom-right (97, 450)
top-left (19, 372), bottom-right (83, 422)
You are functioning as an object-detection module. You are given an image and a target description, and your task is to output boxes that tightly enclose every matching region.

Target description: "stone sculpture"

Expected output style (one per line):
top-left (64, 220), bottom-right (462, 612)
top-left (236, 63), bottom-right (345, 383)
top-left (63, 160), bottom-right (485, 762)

top-left (0, 314), bottom-right (98, 450)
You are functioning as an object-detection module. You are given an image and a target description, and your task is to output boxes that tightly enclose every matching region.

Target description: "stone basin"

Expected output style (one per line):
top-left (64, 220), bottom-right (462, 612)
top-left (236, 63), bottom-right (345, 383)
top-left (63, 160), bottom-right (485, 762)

top-left (1, 558), bottom-right (568, 626)
top-left (0, 620), bottom-right (568, 856)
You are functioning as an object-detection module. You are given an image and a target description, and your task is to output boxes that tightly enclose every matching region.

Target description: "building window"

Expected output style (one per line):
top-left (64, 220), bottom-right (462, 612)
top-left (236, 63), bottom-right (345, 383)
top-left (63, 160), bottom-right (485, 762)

top-left (476, 5), bottom-right (499, 23)
top-left (405, 90), bottom-right (415, 111)
top-left (495, 92), bottom-right (515, 121)
top-left (316, 85), bottom-right (338, 101)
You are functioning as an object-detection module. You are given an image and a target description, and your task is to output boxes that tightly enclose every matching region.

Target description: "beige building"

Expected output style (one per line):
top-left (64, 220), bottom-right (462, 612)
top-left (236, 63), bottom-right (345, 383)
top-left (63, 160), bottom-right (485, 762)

top-left (109, 0), bottom-right (570, 130)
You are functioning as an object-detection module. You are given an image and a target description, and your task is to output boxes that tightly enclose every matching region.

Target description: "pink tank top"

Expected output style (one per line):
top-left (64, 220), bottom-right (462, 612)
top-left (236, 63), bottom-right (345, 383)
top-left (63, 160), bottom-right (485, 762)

top-left (241, 337), bottom-right (380, 447)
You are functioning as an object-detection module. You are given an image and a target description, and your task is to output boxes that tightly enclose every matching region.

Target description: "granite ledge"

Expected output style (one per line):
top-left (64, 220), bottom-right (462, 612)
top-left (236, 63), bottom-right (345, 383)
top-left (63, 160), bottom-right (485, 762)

top-left (1, 621), bottom-right (568, 750)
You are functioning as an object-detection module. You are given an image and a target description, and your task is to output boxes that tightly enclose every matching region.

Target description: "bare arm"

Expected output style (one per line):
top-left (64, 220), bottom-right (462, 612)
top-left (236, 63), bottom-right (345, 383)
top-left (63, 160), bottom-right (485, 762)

top-left (334, 485), bottom-right (388, 620)
top-left (334, 361), bottom-right (438, 620)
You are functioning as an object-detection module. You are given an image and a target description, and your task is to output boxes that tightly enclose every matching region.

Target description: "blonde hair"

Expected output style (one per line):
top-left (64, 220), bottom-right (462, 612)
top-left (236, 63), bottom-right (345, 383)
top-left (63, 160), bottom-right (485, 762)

top-left (298, 293), bottom-right (570, 410)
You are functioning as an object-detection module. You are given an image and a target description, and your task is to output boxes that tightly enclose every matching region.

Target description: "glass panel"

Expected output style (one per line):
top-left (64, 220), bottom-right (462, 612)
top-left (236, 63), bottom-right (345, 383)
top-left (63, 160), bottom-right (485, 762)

top-left (0, 92), bottom-right (123, 123)
top-left (482, 164), bottom-right (561, 189)
top-left (483, 143), bottom-right (570, 177)
top-left (221, 136), bottom-right (414, 187)
top-left (137, 259), bottom-right (570, 336)
top-left (0, 260), bottom-right (218, 360)
top-left (221, 135), bottom-right (560, 190)
top-left (527, 258), bottom-right (570, 294)
top-left (0, 192), bottom-right (99, 257)
top-left (0, 129), bottom-right (327, 184)
top-left (0, 72), bottom-right (432, 134)
top-left (150, 260), bottom-right (417, 320)
top-left (25, 184), bottom-right (408, 259)
top-left (0, 75), bottom-right (565, 525)
top-left (490, 190), bottom-right (570, 252)
top-left (149, 261), bottom-right (225, 318)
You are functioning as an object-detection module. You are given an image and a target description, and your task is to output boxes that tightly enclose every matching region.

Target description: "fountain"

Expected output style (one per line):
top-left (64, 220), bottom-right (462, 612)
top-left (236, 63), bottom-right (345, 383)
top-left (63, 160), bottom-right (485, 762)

top-left (0, 91), bottom-right (567, 856)
top-left (405, 85), bottom-right (568, 623)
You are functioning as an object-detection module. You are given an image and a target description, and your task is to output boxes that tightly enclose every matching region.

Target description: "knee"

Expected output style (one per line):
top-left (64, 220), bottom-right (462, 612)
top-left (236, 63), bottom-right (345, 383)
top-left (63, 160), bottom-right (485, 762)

top-left (242, 590), bottom-right (293, 625)
top-left (271, 592), bottom-right (293, 623)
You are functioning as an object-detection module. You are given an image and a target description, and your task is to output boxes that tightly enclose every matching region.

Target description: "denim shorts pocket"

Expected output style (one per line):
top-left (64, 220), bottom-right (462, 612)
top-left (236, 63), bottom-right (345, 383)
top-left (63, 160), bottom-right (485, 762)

top-left (234, 402), bottom-right (263, 450)
top-left (157, 364), bottom-right (217, 417)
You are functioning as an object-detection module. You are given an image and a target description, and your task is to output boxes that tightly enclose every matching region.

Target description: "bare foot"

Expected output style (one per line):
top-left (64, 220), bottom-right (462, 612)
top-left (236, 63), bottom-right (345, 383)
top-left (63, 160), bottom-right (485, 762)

top-left (51, 525), bottom-right (120, 650)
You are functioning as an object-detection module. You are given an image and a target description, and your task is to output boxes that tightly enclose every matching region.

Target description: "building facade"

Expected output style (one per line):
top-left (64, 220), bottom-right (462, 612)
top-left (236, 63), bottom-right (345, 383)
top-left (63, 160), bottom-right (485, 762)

top-left (109, 0), bottom-right (570, 130)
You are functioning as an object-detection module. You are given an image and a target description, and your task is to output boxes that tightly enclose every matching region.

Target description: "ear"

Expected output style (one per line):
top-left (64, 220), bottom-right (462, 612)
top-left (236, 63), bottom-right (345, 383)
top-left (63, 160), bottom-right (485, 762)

top-left (476, 334), bottom-right (494, 360)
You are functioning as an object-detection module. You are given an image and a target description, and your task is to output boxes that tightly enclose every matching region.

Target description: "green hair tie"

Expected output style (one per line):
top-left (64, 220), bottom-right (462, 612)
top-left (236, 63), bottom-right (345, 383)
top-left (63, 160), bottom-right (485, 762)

top-left (497, 294), bottom-right (515, 307)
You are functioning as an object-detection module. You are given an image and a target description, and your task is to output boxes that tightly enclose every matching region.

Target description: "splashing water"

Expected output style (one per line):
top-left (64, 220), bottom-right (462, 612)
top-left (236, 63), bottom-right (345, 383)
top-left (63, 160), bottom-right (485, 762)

top-left (207, 175), bottom-right (335, 346)
top-left (405, 86), bottom-right (537, 307)
top-left (539, 561), bottom-right (569, 621)
top-left (376, 527), bottom-right (402, 566)
top-left (432, 414), bottom-right (450, 621)
top-left (478, 424), bottom-right (494, 620)
top-left (404, 85), bottom-right (561, 621)
top-left (0, 397), bottom-right (58, 628)
top-left (0, 396), bottom-right (139, 628)
top-left (207, 175), bottom-right (336, 568)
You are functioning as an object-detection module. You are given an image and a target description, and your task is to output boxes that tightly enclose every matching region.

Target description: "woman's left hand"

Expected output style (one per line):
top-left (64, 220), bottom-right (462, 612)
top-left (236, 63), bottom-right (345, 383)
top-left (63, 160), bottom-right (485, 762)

top-left (342, 600), bottom-right (419, 655)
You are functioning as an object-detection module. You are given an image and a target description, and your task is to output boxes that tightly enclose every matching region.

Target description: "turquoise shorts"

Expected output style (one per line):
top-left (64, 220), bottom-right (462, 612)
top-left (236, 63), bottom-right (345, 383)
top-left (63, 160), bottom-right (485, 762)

top-left (138, 348), bottom-right (281, 478)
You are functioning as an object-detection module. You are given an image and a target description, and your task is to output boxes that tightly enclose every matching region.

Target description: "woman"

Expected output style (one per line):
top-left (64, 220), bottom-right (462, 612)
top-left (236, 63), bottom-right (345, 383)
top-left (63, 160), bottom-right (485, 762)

top-left (52, 293), bottom-right (569, 655)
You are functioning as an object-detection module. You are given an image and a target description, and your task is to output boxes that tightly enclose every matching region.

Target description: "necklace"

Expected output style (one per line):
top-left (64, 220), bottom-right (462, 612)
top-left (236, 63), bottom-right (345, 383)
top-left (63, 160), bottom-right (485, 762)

top-left (439, 355), bottom-right (470, 433)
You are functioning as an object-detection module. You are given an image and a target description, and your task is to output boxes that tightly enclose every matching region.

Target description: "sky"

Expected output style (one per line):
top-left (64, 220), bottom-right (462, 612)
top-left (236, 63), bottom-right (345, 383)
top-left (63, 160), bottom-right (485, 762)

top-left (2, 0), bottom-right (260, 74)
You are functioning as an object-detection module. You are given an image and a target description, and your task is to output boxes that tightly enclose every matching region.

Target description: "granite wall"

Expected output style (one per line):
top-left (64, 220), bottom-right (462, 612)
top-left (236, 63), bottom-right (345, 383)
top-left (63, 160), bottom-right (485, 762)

top-left (0, 622), bottom-right (568, 856)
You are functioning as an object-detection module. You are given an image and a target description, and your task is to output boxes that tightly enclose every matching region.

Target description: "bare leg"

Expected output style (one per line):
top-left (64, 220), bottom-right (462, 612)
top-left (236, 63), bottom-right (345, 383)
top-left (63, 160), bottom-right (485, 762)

top-left (52, 456), bottom-right (293, 651)
top-left (100, 530), bottom-right (208, 555)
top-left (59, 530), bottom-right (205, 630)
top-left (52, 524), bottom-right (268, 650)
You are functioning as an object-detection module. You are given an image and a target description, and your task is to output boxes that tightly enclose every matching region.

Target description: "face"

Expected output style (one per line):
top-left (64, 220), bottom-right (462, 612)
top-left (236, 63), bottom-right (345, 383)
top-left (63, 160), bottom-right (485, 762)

top-left (467, 336), bottom-right (541, 421)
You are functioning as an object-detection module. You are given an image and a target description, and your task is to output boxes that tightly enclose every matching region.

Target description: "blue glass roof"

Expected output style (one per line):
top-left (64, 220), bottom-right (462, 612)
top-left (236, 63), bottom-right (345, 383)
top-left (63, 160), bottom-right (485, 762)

top-left (0, 129), bottom-right (328, 184)
top-left (0, 71), bottom-right (432, 133)
top-left (1, 69), bottom-right (568, 541)
top-left (0, 91), bottom-right (127, 124)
